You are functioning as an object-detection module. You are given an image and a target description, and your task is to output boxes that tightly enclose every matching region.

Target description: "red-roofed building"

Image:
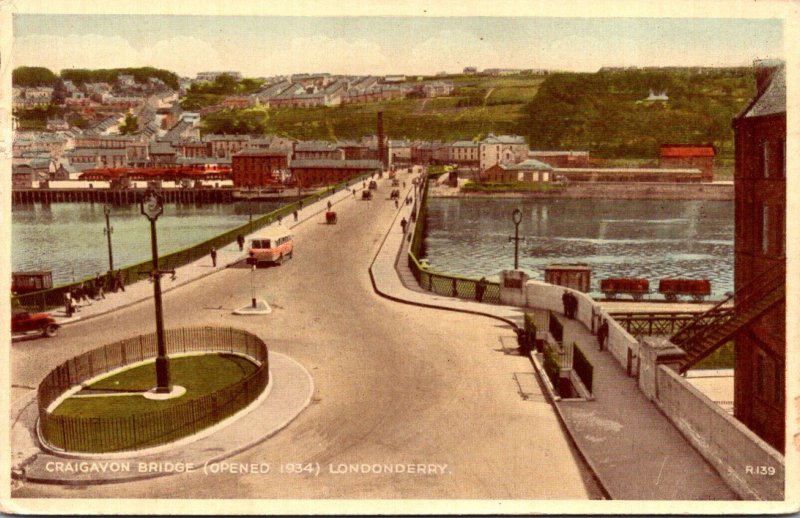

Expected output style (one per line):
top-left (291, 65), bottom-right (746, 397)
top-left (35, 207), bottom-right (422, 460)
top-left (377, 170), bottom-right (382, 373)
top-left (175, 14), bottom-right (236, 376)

top-left (659, 144), bottom-right (716, 182)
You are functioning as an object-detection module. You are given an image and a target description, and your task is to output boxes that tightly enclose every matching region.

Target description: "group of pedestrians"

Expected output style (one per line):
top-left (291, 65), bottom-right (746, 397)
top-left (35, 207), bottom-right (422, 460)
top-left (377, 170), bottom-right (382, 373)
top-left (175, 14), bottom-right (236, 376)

top-left (562, 289), bottom-right (579, 319)
top-left (63, 270), bottom-right (126, 317)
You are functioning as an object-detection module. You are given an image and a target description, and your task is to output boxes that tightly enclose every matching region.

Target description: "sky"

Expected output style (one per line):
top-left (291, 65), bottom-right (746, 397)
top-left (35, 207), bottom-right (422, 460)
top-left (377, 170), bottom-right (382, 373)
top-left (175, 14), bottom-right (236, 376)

top-left (12, 14), bottom-right (785, 77)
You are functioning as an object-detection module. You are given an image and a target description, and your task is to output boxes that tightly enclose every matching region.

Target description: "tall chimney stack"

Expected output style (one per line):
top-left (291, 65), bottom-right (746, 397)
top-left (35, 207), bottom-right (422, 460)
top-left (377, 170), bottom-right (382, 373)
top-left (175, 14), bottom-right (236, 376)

top-left (377, 111), bottom-right (386, 168)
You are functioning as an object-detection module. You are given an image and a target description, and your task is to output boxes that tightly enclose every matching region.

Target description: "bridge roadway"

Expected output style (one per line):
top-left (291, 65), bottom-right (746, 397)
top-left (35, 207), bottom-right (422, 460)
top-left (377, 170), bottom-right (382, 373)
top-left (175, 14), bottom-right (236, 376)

top-left (11, 172), bottom-right (600, 502)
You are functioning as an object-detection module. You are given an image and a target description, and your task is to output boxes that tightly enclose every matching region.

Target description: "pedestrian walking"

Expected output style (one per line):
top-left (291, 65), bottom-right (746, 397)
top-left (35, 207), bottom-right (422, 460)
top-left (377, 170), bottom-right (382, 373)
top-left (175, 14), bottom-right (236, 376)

top-left (94, 274), bottom-right (106, 300)
top-left (598, 319), bottom-right (610, 351)
top-left (116, 270), bottom-right (125, 292)
top-left (210, 247), bottom-right (217, 267)
top-left (394, 199), bottom-right (399, 209)
top-left (293, 210), bottom-right (299, 221)
top-left (237, 234), bottom-right (245, 251)
top-left (476, 277), bottom-right (487, 302)
top-left (352, 189), bottom-right (356, 197)
top-left (64, 291), bottom-right (74, 318)
top-left (84, 282), bottom-right (95, 304)
top-left (107, 270), bottom-right (117, 293)
top-left (327, 200), bottom-right (332, 211)
top-left (400, 217), bottom-right (408, 233)
top-left (562, 290), bottom-right (570, 317)
top-left (568, 292), bottom-right (578, 318)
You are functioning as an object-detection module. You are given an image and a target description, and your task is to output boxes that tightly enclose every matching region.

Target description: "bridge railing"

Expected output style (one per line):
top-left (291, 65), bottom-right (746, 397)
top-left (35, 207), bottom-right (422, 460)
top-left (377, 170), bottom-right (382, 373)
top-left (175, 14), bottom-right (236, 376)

top-left (406, 174), bottom-right (502, 304)
top-left (12, 174), bottom-right (371, 312)
top-left (609, 311), bottom-right (707, 337)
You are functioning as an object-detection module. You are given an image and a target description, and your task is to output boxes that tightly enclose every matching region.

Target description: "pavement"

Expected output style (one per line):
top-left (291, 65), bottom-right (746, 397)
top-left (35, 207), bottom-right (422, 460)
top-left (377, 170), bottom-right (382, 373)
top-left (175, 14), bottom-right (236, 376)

top-left (368, 178), bottom-right (737, 501)
top-left (12, 171), bottom-right (738, 499)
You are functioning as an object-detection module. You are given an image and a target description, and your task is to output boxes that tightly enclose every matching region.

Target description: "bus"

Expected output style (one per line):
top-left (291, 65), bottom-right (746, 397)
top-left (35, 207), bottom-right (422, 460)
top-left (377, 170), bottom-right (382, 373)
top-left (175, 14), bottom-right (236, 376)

top-left (247, 226), bottom-right (294, 266)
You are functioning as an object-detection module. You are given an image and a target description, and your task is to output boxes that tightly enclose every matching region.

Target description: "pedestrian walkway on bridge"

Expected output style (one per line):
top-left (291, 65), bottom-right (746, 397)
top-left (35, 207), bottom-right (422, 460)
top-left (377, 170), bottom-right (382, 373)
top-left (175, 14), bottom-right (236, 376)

top-left (371, 185), bottom-right (737, 501)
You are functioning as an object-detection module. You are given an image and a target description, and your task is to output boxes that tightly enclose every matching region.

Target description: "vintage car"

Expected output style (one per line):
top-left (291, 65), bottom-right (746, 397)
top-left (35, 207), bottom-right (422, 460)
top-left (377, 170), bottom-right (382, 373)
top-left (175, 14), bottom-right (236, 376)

top-left (12, 310), bottom-right (60, 338)
top-left (368, 180), bottom-right (378, 190)
top-left (362, 190), bottom-right (373, 200)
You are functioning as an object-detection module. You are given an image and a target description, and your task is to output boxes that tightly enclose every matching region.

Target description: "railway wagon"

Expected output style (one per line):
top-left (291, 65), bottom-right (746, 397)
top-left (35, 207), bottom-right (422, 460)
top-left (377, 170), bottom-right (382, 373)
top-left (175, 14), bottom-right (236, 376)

top-left (658, 278), bottom-right (711, 302)
top-left (600, 278), bottom-right (650, 301)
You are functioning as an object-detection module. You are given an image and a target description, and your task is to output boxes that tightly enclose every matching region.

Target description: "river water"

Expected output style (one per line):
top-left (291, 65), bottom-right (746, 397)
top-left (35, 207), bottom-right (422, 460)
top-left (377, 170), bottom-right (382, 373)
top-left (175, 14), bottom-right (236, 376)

top-left (423, 197), bottom-right (734, 299)
top-left (12, 201), bottom-right (282, 286)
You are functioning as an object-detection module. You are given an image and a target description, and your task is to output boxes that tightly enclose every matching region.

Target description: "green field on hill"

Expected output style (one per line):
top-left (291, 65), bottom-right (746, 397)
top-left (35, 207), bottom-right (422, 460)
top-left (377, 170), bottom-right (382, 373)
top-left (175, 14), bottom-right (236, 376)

top-left (202, 76), bottom-right (546, 143)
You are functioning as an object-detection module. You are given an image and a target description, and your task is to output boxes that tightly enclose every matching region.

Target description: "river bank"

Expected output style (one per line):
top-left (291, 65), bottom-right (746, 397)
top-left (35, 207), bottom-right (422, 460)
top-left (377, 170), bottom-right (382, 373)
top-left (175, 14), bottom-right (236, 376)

top-left (431, 181), bottom-right (733, 201)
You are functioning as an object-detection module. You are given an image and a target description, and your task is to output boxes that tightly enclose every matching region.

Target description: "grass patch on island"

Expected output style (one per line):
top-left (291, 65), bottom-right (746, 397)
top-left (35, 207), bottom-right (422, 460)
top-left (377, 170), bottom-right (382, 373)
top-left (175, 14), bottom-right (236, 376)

top-left (53, 353), bottom-right (258, 417)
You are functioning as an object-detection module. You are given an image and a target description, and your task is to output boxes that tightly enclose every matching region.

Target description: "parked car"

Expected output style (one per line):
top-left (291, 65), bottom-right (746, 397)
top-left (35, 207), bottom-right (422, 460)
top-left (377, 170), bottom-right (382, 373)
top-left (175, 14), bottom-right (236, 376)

top-left (368, 180), bottom-right (378, 190)
top-left (12, 310), bottom-right (60, 338)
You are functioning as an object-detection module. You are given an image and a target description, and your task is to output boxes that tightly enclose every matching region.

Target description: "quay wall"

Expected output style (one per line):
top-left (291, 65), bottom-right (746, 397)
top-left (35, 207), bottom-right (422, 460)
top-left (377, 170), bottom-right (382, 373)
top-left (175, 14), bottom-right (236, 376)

top-left (435, 182), bottom-right (734, 200)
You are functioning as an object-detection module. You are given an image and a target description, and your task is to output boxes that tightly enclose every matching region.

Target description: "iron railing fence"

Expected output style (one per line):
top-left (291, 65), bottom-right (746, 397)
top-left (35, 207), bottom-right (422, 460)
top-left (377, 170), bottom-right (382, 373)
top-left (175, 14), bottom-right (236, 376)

top-left (572, 343), bottom-right (594, 393)
top-left (13, 174), bottom-right (371, 312)
top-left (37, 326), bottom-right (269, 453)
top-left (406, 174), bottom-right (502, 304)
top-left (609, 312), bottom-right (706, 337)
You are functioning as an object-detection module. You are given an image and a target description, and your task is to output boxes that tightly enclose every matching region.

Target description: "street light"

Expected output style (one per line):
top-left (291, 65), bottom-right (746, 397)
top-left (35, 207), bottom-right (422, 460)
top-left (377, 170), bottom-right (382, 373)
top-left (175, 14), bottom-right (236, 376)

top-left (140, 190), bottom-right (172, 393)
top-left (103, 204), bottom-right (114, 272)
top-left (509, 208), bottom-right (524, 270)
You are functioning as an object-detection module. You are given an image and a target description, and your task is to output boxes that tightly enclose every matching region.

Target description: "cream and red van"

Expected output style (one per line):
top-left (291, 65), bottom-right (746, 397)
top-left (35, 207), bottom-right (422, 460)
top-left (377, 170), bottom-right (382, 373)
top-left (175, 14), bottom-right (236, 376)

top-left (248, 226), bottom-right (294, 265)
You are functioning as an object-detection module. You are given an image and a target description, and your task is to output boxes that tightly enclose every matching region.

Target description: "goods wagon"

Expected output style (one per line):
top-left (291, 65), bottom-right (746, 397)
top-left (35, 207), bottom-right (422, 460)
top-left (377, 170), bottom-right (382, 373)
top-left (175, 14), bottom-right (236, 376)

top-left (658, 278), bottom-right (711, 302)
top-left (600, 278), bottom-right (650, 301)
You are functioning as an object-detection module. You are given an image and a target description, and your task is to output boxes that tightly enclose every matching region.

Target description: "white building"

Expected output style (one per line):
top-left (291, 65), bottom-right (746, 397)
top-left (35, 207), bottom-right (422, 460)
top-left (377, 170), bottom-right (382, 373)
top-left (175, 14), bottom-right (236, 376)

top-left (479, 134), bottom-right (529, 171)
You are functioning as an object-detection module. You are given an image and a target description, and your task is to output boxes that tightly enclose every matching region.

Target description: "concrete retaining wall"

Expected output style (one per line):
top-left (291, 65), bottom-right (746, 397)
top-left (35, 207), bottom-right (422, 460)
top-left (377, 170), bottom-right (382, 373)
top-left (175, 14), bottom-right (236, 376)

top-left (655, 366), bottom-right (784, 500)
top-left (523, 279), bottom-right (639, 375)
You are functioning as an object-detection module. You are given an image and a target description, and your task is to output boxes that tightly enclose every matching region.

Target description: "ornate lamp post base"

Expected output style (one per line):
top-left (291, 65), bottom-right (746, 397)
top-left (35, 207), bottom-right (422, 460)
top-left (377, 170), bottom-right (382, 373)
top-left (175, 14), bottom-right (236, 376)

top-left (154, 356), bottom-right (172, 393)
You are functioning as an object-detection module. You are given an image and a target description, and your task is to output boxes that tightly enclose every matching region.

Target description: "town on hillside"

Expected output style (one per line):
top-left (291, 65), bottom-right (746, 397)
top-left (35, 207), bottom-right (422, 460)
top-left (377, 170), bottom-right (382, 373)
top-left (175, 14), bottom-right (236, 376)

top-left (11, 64), bottom-right (746, 194)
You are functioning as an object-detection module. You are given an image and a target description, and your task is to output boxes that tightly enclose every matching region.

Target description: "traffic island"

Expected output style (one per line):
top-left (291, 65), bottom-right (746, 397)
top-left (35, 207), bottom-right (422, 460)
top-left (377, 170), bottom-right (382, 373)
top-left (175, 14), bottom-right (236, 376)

top-left (233, 299), bottom-right (272, 315)
top-left (36, 326), bottom-right (270, 455)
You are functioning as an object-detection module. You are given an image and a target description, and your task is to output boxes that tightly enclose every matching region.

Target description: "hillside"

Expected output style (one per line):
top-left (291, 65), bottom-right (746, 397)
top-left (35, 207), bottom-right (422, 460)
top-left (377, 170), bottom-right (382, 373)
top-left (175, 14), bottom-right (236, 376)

top-left (521, 68), bottom-right (755, 161)
top-left (201, 75), bottom-right (545, 142)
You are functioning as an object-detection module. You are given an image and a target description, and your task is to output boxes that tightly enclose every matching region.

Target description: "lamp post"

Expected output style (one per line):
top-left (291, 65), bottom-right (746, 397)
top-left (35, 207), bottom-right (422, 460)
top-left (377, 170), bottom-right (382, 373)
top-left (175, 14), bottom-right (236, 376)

top-left (140, 190), bottom-right (172, 393)
top-left (103, 204), bottom-right (114, 272)
top-left (509, 208), bottom-right (524, 270)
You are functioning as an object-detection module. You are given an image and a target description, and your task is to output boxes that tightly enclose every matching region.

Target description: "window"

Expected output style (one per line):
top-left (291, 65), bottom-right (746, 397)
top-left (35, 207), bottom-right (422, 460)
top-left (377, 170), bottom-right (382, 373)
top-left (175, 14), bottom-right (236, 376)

top-left (776, 205), bottom-right (785, 256)
top-left (762, 204), bottom-right (770, 254)
top-left (762, 141), bottom-right (770, 178)
top-left (778, 139), bottom-right (786, 178)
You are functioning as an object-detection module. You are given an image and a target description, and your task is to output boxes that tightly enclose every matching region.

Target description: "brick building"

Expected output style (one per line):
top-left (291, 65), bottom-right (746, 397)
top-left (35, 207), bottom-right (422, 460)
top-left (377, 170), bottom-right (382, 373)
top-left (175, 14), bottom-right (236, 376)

top-left (659, 144), bottom-right (716, 182)
top-left (528, 150), bottom-right (590, 168)
top-left (731, 63), bottom-right (786, 453)
top-left (289, 159), bottom-right (382, 187)
top-left (232, 149), bottom-right (290, 187)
